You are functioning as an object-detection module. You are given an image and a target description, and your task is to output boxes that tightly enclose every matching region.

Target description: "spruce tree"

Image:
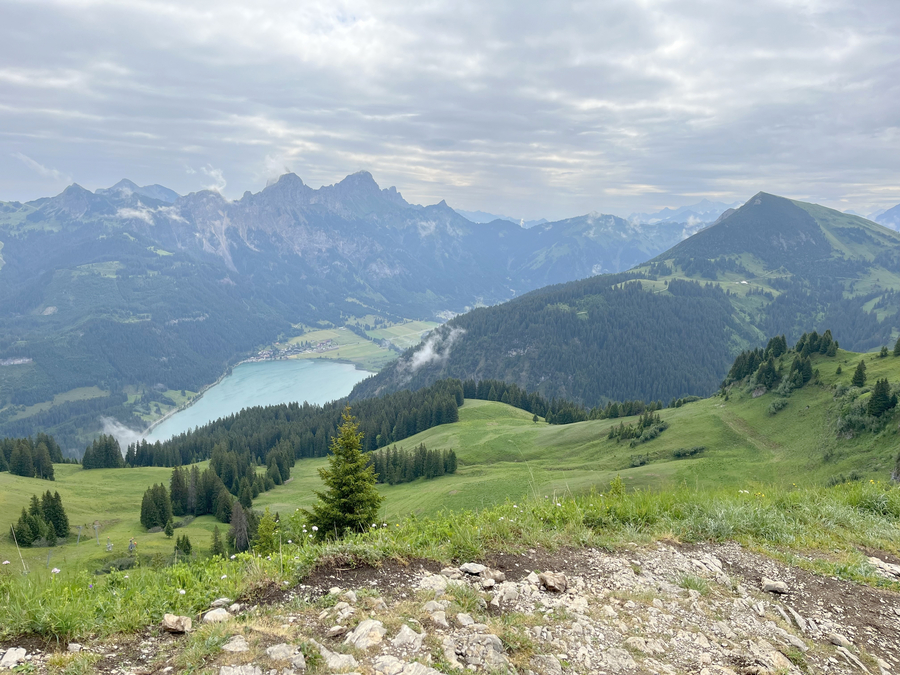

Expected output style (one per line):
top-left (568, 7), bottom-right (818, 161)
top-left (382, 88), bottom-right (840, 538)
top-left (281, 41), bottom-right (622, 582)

top-left (254, 507), bottom-right (278, 556)
top-left (894, 336), bottom-right (900, 356)
top-left (305, 407), bottom-right (384, 540)
top-left (170, 467), bottom-right (188, 516)
top-left (164, 518), bottom-right (174, 538)
top-left (10, 443), bottom-right (34, 478)
top-left (210, 525), bottom-right (225, 557)
top-left (851, 360), bottom-right (867, 387)
top-left (867, 379), bottom-right (892, 417)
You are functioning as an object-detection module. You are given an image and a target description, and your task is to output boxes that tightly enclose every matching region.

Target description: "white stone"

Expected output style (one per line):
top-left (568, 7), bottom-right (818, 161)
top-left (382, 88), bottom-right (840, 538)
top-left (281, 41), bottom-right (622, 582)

top-left (203, 608), bottom-right (232, 623)
top-left (344, 619), bottom-right (386, 650)
top-left (220, 667), bottom-right (262, 675)
top-left (222, 635), bottom-right (250, 653)
top-left (267, 643), bottom-right (295, 660)
top-left (210, 597), bottom-right (233, 608)
top-left (530, 654), bottom-right (563, 675)
top-left (761, 577), bottom-right (788, 594)
top-left (417, 575), bottom-right (448, 593)
top-left (456, 613), bottom-right (475, 627)
top-left (392, 624), bottom-right (425, 652)
top-left (67, 643), bottom-right (82, 653)
top-left (460, 562), bottom-right (488, 575)
top-left (0, 648), bottom-right (26, 668)
top-left (430, 611), bottom-right (450, 629)
top-left (162, 613), bottom-right (193, 633)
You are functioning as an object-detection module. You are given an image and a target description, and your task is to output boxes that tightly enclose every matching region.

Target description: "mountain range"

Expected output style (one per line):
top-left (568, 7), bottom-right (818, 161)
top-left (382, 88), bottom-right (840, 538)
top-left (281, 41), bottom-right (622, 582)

top-left (0, 172), bottom-right (723, 446)
top-left (351, 192), bottom-right (900, 406)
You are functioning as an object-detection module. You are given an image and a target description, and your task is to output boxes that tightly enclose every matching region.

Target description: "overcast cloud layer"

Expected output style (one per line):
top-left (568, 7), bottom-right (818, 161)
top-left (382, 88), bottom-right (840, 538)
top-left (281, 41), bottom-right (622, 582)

top-left (1, 0), bottom-right (898, 219)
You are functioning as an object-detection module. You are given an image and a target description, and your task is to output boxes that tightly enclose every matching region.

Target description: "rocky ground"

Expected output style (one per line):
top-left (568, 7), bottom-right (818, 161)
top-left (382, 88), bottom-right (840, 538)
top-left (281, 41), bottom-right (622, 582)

top-left (2, 541), bottom-right (899, 675)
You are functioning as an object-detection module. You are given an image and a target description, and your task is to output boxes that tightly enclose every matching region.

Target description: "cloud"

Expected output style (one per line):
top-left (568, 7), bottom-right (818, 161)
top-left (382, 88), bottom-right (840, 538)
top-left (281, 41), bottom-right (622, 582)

top-left (201, 165), bottom-right (227, 193)
top-left (1, 1), bottom-right (899, 214)
top-left (11, 152), bottom-right (70, 182)
top-left (116, 206), bottom-right (154, 224)
top-left (404, 326), bottom-right (466, 373)
top-left (99, 417), bottom-right (144, 455)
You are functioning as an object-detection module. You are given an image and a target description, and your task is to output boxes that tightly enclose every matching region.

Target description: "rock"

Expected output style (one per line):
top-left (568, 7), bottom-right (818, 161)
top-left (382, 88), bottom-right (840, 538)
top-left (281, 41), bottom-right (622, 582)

top-left (362, 596), bottom-right (388, 611)
top-left (456, 613), bottom-right (475, 627)
top-left (373, 655), bottom-right (442, 675)
top-left (481, 577), bottom-right (496, 589)
top-left (1, 648), bottom-right (26, 668)
top-left (326, 625), bottom-right (348, 638)
top-left (785, 605), bottom-right (807, 632)
top-left (830, 633), bottom-right (853, 648)
top-left (525, 571), bottom-right (541, 585)
top-left (530, 654), bottom-right (564, 675)
top-left (222, 635), bottom-right (250, 653)
top-left (328, 587), bottom-right (342, 595)
top-left (220, 667), bottom-right (263, 675)
top-left (343, 619), bottom-right (386, 650)
top-left (67, 643), bottom-right (82, 653)
top-left (422, 600), bottom-right (444, 613)
top-left (266, 643), bottom-right (295, 660)
top-left (291, 652), bottom-right (307, 671)
top-left (539, 572), bottom-right (568, 593)
top-left (460, 562), bottom-right (488, 575)
top-left (312, 640), bottom-right (359, 671)
top-left (341, 590), bottom-right (358, 604)
top-left (442, 636), bottom-right (464, 670)
top-left (459, 633), bottom-right (506, 668)
top-left (203, 608), bottom-right (232, 623)
top-left (602, 647), bottom-right (636, 670)
top-left (700, 668), bottom-right (738, 675)
top-left (494, 582), bottom-right (519, 606)
top-left (229, 603), bottom-right (242, 614)
top-left (761, 577), bottom-right (788, 594)
top-left (417, 574), bottom-right (448, 593)
top-left (430, 611), bottom-right (450, 628)
top-left (837, 646), bottom-right (871, 674)
top-left (392, 624), bottom-right (425, 652)
top-left (162, 613), bottom-right (193, 633)
top-left (210, 597), bottom-right (233, 608)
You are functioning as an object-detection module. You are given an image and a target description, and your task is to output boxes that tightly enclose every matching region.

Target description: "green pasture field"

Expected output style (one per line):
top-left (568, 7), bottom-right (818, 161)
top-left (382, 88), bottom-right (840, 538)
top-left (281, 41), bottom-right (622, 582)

top-left (366, 320), bottom-right (440, 349)
top-left (2, 347), bottom-right (898, 577)
top-left (0, 463), bottom-right (223, 576)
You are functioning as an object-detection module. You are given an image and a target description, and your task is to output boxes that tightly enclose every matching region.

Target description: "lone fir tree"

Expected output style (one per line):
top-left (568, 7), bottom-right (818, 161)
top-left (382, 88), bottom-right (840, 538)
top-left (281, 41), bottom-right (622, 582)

top-left (305, 407), bottom-right (383, 540)
top-left (851, 360), bottom-right (867, 388)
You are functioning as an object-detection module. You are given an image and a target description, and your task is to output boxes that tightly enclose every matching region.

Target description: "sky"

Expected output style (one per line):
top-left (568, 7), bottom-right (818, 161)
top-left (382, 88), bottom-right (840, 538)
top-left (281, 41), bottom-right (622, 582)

top-left (1, 0), bottom-right (898, 220)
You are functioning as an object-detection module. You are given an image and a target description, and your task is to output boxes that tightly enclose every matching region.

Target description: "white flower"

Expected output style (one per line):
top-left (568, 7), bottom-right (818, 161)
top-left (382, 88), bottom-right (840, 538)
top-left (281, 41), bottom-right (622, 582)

top-left (499, 517), bottom-right (504, 521)
top-left (287, 540), bottom-right (292, 544)
top-left (308, 534), bottom-right (313, 539)
top-left (221, 574), bottom-right (227, 579)
top-left (230, 554), bottom-right (236, 559)
top-left (371, 523), bottom-right (376, 528)
top-left (556, 502), bottom-right (562, 507)
top-left (311, 526), bottom-right (318, 532)
top-left (513, 505), bottom-right (518, 508)
top-left (283, 580), bottom-right (289, 585)
top-left (1, 561), bottom-right (9, 565)
top-left (178, 589), bottom-right (186, 595)
top-left (123, 575), bottom-right (129, 579)
top-left (51, 567), bottom-right (61, 574)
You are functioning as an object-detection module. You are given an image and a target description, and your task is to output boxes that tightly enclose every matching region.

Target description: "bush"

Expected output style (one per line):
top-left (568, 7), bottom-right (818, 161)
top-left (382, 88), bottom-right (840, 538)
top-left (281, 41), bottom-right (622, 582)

top-left (673, 446), bottom-right (705, 459)
top-left (767, 398), bottom-right (789, 416)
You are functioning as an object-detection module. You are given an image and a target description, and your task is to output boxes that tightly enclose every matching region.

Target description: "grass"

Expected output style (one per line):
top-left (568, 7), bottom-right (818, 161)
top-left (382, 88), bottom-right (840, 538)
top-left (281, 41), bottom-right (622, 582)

top-left (0, 463), bottom-right (224, 573)
top-left (283, 326), bottom-right (398, 371)
top-left (3, 480), bottom-right (899, 641)
top-left (366, 320), bottom-right (440, 350)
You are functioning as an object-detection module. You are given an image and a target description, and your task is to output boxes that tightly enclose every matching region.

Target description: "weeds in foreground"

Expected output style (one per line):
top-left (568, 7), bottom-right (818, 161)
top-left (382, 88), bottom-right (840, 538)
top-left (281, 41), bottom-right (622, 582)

top-left (2, 480), bottom-right (899, 640)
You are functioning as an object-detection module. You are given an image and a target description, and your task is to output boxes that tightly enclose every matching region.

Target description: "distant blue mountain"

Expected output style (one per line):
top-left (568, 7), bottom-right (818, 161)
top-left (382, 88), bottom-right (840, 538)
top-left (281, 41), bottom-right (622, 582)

top-left (96, 179), bottom-right (180, 204)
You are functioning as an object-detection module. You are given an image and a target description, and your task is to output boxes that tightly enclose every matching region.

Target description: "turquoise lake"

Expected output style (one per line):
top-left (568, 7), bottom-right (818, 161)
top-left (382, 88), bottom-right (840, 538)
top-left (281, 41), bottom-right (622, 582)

top-left (145, 360), bottom-right (371, 442)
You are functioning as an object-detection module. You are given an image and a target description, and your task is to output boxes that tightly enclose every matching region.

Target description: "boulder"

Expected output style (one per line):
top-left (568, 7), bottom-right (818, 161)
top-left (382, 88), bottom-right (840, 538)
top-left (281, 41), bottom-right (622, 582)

top-left (222, 635), bottom-right (250, 653)
top-left (313, 640), bottom-right (359, 671)
top-left (203, 608), bottom-right (232, 623)
top-left (210, 597), bottom-right (233, 608)
top-left (455, 613), bottom-right (475, 627)
top-left (344, 619), bottom-right (386, 650)
top-left (266, 643), bottom-right (295, 660)
top-left (539, 572), bottom-right (568, 593)
top-left (0, 648), bottom-right (26, 668)
top-left (392, 624), bottom-right (425, 652)
top-left (760, 577), bottom-right (788, 594)
top-left (220, 667), bottom-right (262, 675)
top-left (291, 651), bottom-right (307, 670)
top-left (373, 655), bottom-right (442, 675)
top-left (430, 611), bottom-right (450, 628)
top-left (417, 574), bottom-right (448, 593)
top-left (67, 643), bottom-right (83, 653)
top-left (829, 633), bottom-right (853, 648)
top-left (530, 654), bottom-right (563, 675)
top-left (162, 613), bottom-right (193, 633)
top-left (460, 562), bottom-right (488, 575)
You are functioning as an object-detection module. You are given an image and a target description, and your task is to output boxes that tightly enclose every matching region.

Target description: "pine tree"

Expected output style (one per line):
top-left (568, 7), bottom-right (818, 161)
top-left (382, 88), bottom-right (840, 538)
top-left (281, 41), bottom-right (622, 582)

top-left (894, 336), bottom-right (900, 357)
top-left (10, 443), bottom-right (34, 478)
top-left (170, 467), bottom-right (188, 516)
top-left (867, 379), bottom-right (892, 417)
top-left (49, 491), bottom-right (69, 539)
top-left (210, 525), bottom-right (225, 558)
top-left (164, 518), bottom-right (174, 538)
top-left (305, 407), bottom-right (384, 540)
top-left (851, 360), bottom-right (867, 387)
top-left (33, 443), bottom-right (54, 480)
top-left (254, 507), bottom-right (278, 555)
top-left (880, 346), bottom-right (889, 358)
top-left (229, 502), bottom-right (250, 552)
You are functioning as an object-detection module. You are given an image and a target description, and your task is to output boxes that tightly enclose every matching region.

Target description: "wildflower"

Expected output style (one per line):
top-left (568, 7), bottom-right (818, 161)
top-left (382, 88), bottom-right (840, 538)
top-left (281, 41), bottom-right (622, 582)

top-left (230, 554), bottom-right (236, 560)
top-left (178, 589), bottom-right (186, 595)
top-left (283, 581), bottom-right (289, 585)
top-left (123, 575), bottom-right (129, 579)
top-left (88, 584), bottom-right (94, 589)
top-left (513, 505), bottom-right (518, 509)
top-left (382, 523), bottom-right (387, 527)
top-left (51, 568), bottom-right (61, 574)
top-left (287, 540), bottom-right (292, 544)
top-left (499, 517), bottom-right (505, 521)
top-left (1, 561), bottom-right (9, 565)
top-left (308, 534), bottom-right (313, 539)
top-left (312, 526), bottom-right (318, 532)
top-left (556, 502), bottom-right (562, 507)
top-left (221, 574), bottom-right (227, 579)
top-left (371, 523), bottom-right (377, 528)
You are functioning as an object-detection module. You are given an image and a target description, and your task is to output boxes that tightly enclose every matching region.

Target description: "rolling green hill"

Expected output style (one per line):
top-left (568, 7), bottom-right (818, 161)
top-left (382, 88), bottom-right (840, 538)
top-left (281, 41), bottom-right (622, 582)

top-left (352, 193), bottom-right (900, 406)
top-left (3, 346), bottom-right (898, 575)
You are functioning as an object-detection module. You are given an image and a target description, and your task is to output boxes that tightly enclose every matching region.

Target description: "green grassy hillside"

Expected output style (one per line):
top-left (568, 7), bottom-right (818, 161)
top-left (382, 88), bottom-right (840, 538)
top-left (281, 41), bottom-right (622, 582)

top-left (262, 347), bottom-right (900, 521)
top-left (4, 346), bottom-right (897, 574)
top-left (0, 463), bottom-right (223, 573)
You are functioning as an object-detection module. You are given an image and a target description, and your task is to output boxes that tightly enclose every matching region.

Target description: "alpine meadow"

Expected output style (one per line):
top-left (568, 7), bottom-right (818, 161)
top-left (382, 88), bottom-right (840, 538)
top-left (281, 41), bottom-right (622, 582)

top-left (2, 3), bottom-right (900, 674)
